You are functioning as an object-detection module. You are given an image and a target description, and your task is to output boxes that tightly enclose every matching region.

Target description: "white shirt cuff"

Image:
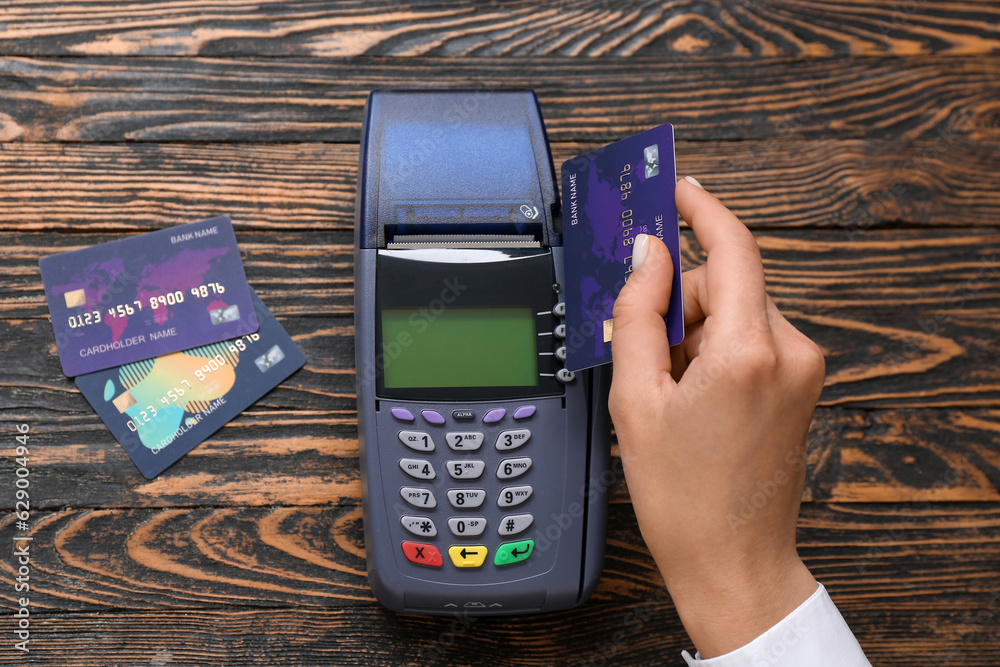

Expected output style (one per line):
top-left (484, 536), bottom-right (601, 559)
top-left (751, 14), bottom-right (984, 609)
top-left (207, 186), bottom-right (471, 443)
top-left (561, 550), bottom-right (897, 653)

top-left (681, 583), bottom-right (870, 666)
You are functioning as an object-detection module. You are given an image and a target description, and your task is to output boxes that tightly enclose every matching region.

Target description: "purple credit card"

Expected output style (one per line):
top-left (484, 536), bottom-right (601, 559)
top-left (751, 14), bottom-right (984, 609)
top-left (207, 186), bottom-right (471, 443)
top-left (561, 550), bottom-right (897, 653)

top-left (561, 124), bottom-right (684, 372)
top-left (40, 216), bottom-right (259, 377)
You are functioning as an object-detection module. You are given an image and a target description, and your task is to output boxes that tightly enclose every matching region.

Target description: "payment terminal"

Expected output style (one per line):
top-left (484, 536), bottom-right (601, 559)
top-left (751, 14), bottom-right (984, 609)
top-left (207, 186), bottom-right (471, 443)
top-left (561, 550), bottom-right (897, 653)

top-left (354, 90), bottom-right (610, 615)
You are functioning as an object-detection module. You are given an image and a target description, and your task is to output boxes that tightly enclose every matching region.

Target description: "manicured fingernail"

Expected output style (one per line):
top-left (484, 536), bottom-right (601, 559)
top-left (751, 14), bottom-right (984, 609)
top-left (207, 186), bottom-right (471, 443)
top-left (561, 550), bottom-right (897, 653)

top-left (632, 233), bottom-right (649, 270)
top-left (684, 175), bottom-right (704, 189)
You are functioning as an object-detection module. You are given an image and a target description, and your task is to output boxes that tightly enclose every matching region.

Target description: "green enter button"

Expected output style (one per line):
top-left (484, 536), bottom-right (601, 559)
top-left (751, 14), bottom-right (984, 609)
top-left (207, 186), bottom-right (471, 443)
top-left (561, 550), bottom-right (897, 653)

top-left (494, 539), bottom-right (534, 566)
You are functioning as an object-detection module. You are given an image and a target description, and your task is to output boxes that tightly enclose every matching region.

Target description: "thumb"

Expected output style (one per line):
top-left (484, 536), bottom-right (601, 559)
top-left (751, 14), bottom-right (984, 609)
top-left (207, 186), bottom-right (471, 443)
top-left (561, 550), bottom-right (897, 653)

top-left (611, 233), bottom-right (675, 390)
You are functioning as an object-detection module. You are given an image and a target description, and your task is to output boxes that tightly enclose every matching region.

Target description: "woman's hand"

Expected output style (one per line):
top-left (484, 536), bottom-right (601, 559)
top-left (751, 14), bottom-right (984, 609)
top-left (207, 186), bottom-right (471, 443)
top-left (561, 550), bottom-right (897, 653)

top-left (609, 177), bottom-right (826, 658)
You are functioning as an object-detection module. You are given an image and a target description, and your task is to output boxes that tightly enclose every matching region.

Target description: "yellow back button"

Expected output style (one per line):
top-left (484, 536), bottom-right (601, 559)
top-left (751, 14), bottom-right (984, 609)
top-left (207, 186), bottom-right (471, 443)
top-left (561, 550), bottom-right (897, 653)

top-left (448, 545), bottom-right (488, 568)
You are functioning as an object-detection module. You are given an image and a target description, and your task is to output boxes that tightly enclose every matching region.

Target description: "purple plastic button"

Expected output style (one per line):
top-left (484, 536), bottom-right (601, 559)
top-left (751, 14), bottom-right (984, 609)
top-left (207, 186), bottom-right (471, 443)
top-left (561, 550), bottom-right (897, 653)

top-left (483, 408), bottom-right (506, 424)
top-left (391, 408), bottom-right (415, 422)
top-left (513, 406), bottom-right (536, 420)
top-left (421, 410), bottom-right (445, 425)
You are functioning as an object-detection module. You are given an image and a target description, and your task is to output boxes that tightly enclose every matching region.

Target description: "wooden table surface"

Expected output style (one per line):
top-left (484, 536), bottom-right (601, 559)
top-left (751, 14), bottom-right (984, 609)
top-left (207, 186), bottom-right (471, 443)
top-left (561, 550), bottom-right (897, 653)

top-left (2, 2), bottom-right (999, 665)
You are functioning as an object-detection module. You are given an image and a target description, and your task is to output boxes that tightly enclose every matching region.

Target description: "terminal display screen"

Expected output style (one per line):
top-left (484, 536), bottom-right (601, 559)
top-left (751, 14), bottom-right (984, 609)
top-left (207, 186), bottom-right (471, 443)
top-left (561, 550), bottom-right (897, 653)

top-left (381, 306), bottom-right (538, 389)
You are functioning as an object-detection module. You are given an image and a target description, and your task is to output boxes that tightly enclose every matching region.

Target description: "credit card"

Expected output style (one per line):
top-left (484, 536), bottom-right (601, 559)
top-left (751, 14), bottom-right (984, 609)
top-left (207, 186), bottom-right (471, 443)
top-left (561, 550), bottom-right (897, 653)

top-left (560, 123), bottom-right (684, 372)
top-left (74, 289), bottom-right (305, 479)
top-left (40, 216), bottom-right (258, 377)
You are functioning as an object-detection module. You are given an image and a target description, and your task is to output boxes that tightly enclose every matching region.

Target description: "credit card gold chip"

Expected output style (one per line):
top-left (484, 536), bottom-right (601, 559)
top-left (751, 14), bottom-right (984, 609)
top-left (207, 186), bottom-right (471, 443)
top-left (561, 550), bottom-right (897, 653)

top-left (112, 391), bottom-right (137, 413)
top-left (64, 288), bottom-right (86, 308)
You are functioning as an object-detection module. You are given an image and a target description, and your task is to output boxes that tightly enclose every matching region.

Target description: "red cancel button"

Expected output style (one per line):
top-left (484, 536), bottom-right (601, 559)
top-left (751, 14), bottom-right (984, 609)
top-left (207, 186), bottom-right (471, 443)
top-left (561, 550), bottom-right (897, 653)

top-left (402, 541), bottom-right (443, 567)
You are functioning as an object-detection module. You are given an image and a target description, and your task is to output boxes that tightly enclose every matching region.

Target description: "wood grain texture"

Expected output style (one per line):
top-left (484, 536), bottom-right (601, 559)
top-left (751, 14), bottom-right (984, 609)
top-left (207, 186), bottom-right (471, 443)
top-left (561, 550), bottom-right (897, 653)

top-left (0, 55), bottom-right (997, 143)
top-left (1, 139), bottom-right (999, 233)
top-left (2, 386), bottom-right (1000, 507)
top-left (1, 503), bottom-right (997, 610)
top-left (0, 600), bottom-right (998, 666)
top-left (1, 1), bottom-right (999, 59)
top-left (0, 504), bottom-right (997, 665)
top-left (1, 4), bottom-right (997, 663)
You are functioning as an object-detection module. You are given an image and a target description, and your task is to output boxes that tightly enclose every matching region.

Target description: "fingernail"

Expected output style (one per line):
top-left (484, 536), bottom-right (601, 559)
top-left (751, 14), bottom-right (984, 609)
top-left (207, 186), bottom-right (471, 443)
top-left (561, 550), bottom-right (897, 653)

top-left (684, 175), bottom-right (704, 189)
top-left (632, 233), bottom-right (649, 270)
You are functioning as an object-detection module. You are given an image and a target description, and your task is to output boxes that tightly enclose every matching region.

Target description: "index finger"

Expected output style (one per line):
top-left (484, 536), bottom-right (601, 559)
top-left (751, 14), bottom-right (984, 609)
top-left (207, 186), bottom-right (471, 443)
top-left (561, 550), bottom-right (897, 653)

top-left (675, 178), bottom-right (769, 328)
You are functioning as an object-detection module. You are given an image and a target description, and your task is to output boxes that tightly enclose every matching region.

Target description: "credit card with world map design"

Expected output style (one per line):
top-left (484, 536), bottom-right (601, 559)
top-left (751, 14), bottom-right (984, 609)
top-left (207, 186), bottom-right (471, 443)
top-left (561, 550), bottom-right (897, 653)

top-left (560, 124), bottom-right (684, 371)
top-left (40, 216), bottom-right (258, 377)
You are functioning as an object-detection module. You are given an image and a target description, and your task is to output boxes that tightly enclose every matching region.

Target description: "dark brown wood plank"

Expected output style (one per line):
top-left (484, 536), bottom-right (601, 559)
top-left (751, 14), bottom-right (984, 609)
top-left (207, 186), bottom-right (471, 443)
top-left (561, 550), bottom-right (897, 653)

top-left (1, 503), bottom-right (996, 611)
top-left (3, 400), bottom-right (998, 509)
top-left (1, 597), bottom-right (998, 667)
top-left (0, 143), bottom-right (357, 233)
top-left (0, 139), bottom-right (998, 235)
top-left (0, 503), bottom-right (996, 666)
top-left (1, 2), bottom-right (999, 59)
top-left (0, 55), bottom-right (997, 142)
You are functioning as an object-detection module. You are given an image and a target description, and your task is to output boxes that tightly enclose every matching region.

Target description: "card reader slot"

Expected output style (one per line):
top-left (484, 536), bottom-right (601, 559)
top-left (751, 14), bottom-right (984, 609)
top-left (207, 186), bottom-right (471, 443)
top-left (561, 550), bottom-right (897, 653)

top-left (388, 234), bottom-right (540, 249)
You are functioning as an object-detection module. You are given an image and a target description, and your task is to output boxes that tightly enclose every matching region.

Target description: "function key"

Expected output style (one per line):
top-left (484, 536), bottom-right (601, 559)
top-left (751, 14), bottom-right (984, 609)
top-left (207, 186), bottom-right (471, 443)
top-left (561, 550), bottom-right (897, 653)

top-left (398, 430), bottom-right (435, 452)
top-left (495, 429), bottom-right (531, 451)
top-left (400, 515), bottom-right (437, 537)
top-left (556, 368), bottom-right (575, 383)
top-left (445, 431), bottom-right (485, 451)
top-left (399, 458), bottom-right (435, 480)
top-left (512, 405), bottom-right (536, 420)
top-left (448, 545), bottom-right (488, 568)
top-left (555, 346), bottom-right (566, 362)
top-left (553, 301), bottom-right (566, 317)
top-left (448, 516), bottom-right (487, 537)
top-left (400, 487), bottom-right (437, 509)
top-left (402, 541), bottom-right (443, 567)
top-left (447, 488), bottom-right (486, 509)
top-left (421, 409), bottom-right (445, 425)
top-left (494, 539), bottom-right (534, 566)
top-left (390, 407), bottom-right (415, 422)
top-left (498, 513), bottom-right (533, 536)
top-left (483, 408), bottom-right (506, 424)
top-left (554, 323), bottom-right (566, 338)
top-left (497, 485), bottom-right (532, 508)
top-left (447, 459), bottom-right (485, 480)
top-left (452, 409), bottom-right (476, 421)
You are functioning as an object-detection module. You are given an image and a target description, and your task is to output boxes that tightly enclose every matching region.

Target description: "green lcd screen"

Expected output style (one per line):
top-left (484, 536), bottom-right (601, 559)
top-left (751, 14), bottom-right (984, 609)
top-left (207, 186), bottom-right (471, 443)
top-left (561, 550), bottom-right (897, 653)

top-left (381, 307), bottom-right (538, 389)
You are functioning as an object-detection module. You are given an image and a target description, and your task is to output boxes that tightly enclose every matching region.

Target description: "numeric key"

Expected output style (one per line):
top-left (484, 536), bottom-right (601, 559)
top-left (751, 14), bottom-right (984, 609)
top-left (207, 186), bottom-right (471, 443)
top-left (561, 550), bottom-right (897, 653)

top-left (398, 430), bottom-right (434, 452)
top-left (495, 429), bottom-right (531, 451)
top-left (445, 431), bottom-right (484, 451)
top-left (400, 487), bottom-right (437, 508)
top-left (399, 458), bottom-right (435, 480)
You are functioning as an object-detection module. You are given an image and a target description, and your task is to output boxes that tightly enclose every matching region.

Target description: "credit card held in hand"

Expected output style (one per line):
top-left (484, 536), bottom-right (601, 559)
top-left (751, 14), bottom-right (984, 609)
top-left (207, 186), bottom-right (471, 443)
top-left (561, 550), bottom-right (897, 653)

top-left (560, 123), bottom-right (684, 372)
top-left (40, 216), bottom-right (258, 377)
top-left (74, 289), bottom-right (305, 478)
